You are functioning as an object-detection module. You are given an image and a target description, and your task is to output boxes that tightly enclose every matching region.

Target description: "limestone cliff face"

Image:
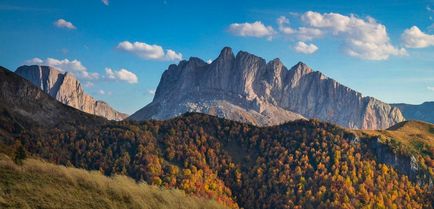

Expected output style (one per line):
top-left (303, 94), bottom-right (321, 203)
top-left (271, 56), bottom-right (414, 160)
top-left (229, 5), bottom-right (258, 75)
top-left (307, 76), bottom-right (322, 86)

top-left (130, 47), bottom-right (404, 129)
top-left (15, 65), bottom-right (128, 121)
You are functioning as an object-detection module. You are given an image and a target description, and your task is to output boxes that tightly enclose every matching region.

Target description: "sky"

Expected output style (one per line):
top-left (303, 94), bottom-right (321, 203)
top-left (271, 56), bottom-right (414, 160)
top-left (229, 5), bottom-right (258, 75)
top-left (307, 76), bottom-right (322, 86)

top-left (0, 0), bottom-right (434, 114)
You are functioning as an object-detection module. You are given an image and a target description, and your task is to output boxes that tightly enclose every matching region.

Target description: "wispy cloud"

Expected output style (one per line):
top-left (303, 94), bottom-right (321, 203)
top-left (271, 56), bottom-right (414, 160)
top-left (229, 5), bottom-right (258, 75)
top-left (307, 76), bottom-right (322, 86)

top-left (101, 0), bottom-right (109, 6)
top-left (428, 86), bottom-right (434, 91)
top-left (54, 19), bottom-right (76, 30)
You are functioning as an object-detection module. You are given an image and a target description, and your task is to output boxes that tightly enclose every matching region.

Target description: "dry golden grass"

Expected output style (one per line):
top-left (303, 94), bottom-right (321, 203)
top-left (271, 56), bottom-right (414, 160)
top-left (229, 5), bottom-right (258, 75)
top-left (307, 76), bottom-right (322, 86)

top-left (0, 154), bottom-right (229, 209)
top-left (353, 120), bottom-right (434, 156)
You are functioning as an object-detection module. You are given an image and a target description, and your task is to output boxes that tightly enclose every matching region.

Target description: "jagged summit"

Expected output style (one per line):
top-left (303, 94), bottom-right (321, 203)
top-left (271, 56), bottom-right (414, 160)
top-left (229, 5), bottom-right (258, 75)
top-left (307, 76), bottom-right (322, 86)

top-left (218, 46), bottom-right (234, 59)
top-left (130, 47), bottom-right (404, 129)
top-left (15, 65), bottom-right (128, 121)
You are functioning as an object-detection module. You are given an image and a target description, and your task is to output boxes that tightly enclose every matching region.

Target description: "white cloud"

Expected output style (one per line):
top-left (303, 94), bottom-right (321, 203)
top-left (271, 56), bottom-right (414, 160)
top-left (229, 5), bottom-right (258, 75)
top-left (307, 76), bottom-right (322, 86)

top-left (277, 16), bottom-right (323, 41)
top-left (401, 26), bottom-right (434, 48)
top-left (117, 41), bottom-right (182, 61)
top-left (296, 27), bottom-right (323, 40)
top-left (105, 68), bottom-right (138, 84)
top-left (293, 41), bottom-right (318, 54)
top-left (428, 86), bottom-right (434, 91)
top-left (26, 57), bottom-right (99, 80)
top-left (101, 0), bottom-right (109, 6)
top-left (228, 21), bottom-right (275, 39)
top-left (277, 16), bottom-right (294, 35)
top-left (98, 89), bottom-right (105, 95)
top-left (166, 49), bottom-right (183, 61)
top-left (54, 19), bottom-right (76, 30)
top-left (206, 59), bottom-right (212, 64)
top-left (298, 11), bottom-right (406, 60)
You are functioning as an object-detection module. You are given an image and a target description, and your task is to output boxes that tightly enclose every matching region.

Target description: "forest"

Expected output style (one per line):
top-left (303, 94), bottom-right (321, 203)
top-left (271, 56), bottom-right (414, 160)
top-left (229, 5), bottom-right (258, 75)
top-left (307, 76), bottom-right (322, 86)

top-left (1, 112), bottom-right (433, 209)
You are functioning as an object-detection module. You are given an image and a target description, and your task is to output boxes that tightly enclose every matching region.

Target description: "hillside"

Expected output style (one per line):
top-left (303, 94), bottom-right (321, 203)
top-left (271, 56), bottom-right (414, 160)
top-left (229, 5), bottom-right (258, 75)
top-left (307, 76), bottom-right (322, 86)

top-left (130, 47), bottom-right (404, 129)
top-left (0, 66), bottom-right (106, 130)
top-left (356, 120), bottom-right (434, 162)
top-left (2, 113), bottom-right (431, 208)
top-left (0, 154), bottom-right (228, 209)
top-left (0, 64), bottom-right (432, 208)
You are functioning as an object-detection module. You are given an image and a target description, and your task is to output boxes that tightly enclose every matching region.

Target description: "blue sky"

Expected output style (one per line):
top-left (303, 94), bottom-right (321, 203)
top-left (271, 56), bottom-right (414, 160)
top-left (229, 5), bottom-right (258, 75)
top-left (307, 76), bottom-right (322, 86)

top-left (0, 0), bottom-right (433, 114)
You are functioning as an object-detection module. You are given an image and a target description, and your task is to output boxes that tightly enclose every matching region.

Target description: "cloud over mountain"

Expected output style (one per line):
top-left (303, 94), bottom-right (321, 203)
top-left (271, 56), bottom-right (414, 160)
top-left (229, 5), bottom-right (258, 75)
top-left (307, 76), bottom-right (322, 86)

top-left (299, 11), bottom-right (407, 60)
top-left (232, 11), bottom-right (408, 60)
top-left (26, 57), bottom-right (98, 80)
top-left (229, 21), bottom-right (275, 39)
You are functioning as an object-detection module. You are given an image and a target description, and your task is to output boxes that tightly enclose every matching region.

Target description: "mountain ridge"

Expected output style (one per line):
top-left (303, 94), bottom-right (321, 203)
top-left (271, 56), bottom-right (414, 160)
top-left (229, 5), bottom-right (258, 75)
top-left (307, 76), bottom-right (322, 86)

top-left (391, 102), bottom-right (434, 124)
top-left (15, 65), bottom-right (128, 121)
top-left (0, 66), bottom-right (105, 129)
top-left (130, 47), bottom-right (404, 129)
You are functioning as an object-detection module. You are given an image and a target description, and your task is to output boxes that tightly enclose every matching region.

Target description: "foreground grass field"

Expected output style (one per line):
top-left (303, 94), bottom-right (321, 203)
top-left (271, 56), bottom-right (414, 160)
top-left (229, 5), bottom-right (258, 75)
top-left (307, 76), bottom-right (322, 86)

top-left (0, 154), bottom-right (228, 209)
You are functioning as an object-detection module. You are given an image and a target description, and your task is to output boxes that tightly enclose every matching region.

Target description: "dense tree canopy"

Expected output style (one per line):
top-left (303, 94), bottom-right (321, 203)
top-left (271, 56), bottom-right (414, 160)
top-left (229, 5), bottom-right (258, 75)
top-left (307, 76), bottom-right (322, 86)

top-left (1, 113), bottom-right (432, 209)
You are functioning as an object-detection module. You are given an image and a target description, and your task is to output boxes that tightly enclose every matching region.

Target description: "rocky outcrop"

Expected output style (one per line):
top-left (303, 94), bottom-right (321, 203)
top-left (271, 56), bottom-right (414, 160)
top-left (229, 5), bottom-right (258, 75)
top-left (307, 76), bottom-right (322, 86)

top-left (130, 47), bottom-right (404, 129)
top-left (0, 66), bottom-right (105, 128)
top-left (15, 65), bottom-right (127, 121)
top-left (392, 102), bottom-right (434, 124)
top-left (365, 137), bottom-right (433, 187)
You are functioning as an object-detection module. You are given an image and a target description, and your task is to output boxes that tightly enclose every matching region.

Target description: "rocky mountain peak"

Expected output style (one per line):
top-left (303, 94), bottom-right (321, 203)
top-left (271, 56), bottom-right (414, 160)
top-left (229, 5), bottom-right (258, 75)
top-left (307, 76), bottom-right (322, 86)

top-left (292, 61), bottom-right (313, 75)
top-left (15, 65), bottom-right (128, 121)
top-left (218, 46), bottom-right (235, 60)
top-left (130, 47), bottom-right (404, 129)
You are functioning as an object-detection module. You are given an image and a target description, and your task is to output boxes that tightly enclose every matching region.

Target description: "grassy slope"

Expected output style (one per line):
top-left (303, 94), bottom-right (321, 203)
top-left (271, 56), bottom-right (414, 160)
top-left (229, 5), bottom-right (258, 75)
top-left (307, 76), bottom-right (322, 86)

top-left (354, 120), bottom-right (434, 157)
top-left (0, 154), bottom-right (228, 209)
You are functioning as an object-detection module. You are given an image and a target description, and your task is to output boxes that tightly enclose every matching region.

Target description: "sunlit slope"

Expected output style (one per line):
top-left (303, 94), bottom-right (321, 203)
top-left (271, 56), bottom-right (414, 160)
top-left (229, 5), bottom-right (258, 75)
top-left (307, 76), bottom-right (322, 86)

top-left (0, 154), bottom-right (228, 209)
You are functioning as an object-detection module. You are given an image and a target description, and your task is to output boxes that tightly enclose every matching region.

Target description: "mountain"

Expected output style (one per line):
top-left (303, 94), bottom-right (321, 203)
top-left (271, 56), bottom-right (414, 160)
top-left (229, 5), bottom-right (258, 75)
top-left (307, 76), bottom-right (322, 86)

top-left (0, 64), bottom-right (432, 208)
top-left (0, 66), bottom-right (105, 129)
top-left (15, 65), bottom-right (128, 121)
top-left (130, 47), bottom-right (404, 129)
top-left (391, 102), bottom-right (434, 124)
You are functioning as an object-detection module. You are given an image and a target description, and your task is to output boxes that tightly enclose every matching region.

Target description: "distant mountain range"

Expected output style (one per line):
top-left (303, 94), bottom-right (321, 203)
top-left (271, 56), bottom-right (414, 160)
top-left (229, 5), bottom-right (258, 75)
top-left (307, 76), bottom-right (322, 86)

top-left (130, 47), bottom-right (404, 129)
top-left (392, 102), bottom-right (434, 124)
top-left (15, 65), bottom-right (127, 121)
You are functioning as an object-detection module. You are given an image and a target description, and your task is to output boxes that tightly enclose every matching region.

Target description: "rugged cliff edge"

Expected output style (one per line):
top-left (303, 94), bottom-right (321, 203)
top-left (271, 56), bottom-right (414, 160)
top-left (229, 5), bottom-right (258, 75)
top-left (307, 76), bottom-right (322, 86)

top-left (130, 47), bottom-right (404, 129)
top-left (15, 65), bottom-right (128, 121)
